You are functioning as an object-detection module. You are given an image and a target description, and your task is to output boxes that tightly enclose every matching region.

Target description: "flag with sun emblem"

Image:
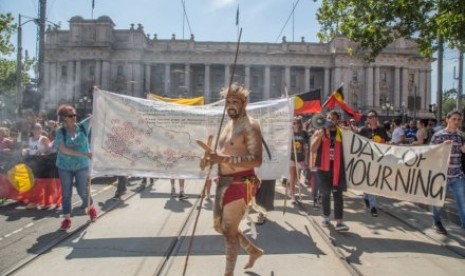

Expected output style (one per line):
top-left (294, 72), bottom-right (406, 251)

top-left (294, 88), bottom-right (321, 115)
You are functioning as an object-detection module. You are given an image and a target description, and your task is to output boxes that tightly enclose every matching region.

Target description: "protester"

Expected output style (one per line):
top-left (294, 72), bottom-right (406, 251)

top-left (54, 104), bottom-right (97, 231)
top-left (23, 123), bottom-right (51, 157)
top-left (358, 110), bottom-right (390, 217)
top-left (0, 127), bottom-right (14, 152)
top-left (310, 110), bottom-right (349, 232)
top-left (288, 116), bottom-right (309, 204)
top-left (430, 109), bottom-right (465, 235)
top-left (390, 118), bottom-right (405, 145)
top-left (200, 83), bottom-right (264, 276)
top-left (411, 119), bottom-right (429, 145)
top-left (113, 176), bottom-right (129, 200)
top-left (404, 119), bottom-right (417, 144)
top-left (254, 179), bottom-right (276, 225)
top-left (22, 123), bottom-right (52, 209)
top-left (170, 179), bottom-right (188, 199)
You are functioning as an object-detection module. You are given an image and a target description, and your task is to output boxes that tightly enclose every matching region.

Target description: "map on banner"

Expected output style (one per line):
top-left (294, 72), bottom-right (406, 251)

top-left (341, 129), bottom-right (452, 207)
top-left (91, 90), bottom-right (293, 180)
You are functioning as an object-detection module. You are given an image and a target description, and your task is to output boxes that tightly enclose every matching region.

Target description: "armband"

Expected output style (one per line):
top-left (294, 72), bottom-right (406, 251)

top-left (226, 155), bottom-right (255, 164)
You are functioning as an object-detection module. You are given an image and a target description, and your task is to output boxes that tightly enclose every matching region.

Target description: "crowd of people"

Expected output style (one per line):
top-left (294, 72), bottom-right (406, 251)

top-left (1, 86), bottom-right (465, 275)
top-left (284, 109), bottom-right (463, 237)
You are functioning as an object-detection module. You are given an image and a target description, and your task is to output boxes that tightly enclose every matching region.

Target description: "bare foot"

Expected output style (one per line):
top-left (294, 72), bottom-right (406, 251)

top-left (243, 248), bottom-right (264, 269)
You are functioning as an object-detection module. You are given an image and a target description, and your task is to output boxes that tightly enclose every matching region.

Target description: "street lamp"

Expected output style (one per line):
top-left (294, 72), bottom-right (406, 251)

top-left (16, 13), bottom-right (59, 117)
top-left (401, 101), bottom-right (407, 125)
top-left (77, 96), bottom-right (92, 118)
top-left (380, 96), bottom-right (394, 118)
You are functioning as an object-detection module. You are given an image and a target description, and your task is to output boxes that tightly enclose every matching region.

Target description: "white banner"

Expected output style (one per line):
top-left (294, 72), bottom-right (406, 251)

top-left (342, 129), bottom-right (452, 207)
top-left (91, 90), bottom-right (293, 180)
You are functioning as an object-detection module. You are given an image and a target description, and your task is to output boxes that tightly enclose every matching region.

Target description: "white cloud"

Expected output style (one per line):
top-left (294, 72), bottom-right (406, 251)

top-left (210, 0), bottom-right (236, 10)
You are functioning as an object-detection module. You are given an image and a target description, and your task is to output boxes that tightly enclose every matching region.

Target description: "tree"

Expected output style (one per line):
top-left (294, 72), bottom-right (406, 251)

top-left (316, 0), bottom-right (465, 60)
top-left (442, 88), bottom-right (465, 117)
top-left (0, 13), bottom-right (16, 55)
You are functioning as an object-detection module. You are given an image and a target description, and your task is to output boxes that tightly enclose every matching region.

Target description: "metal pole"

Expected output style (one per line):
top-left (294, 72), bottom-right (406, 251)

top-left (437, 36), bottom-right (443, 121)
top-left (413, 85), bottom-right (417, 122)
top-left (38, 0), bottom-right (47, 110)
top-left (16, 14), bottom-right (23, 117)
top-left (458, 49), bottom-right (463, 111)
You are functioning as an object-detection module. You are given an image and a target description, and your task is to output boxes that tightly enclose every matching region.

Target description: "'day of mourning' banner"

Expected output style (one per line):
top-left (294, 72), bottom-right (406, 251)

top-left (341, 129), bottom-right (452, 207)
top-left (91, 90), bottom-right (293, 180)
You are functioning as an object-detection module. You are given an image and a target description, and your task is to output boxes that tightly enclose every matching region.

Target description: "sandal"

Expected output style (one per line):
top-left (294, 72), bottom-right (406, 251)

top-left (256, 213), bottom-right (266, 225)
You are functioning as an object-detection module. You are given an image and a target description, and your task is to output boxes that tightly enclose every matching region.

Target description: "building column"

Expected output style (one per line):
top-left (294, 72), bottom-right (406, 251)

top-left (67, 61), bottom-right (74, 103)
top-left (284, 66), bottom-right (291, 92)
top-left (334, 67), bottom-right (342, 90)
top-left (365, 66), bottom-right (374, 108)
top-left (374, 66), bottom-right (380, 108)
top-left (145, 64), bottom-right (151, 94)
top-left (304, 67), bottom-right (311, 92)
top-left (185, 63), bottom-right (190, 95)
top-left (135, 63), bottom-right (144, 98)
top-left (419, 70), bottom-right (426, 109)
top-left (245, 65), bottom-right (250, 89)
top-left (394, 66), bottom-right (400, 107)
top-left (75, 60), bottom-right (81, 100)
top-left (95, 60), bottom-right (101, 87)
top-left (401, 67), bottom-right (409, 107)
top-left (102, 61), bottom-right (110, 90)
top-left (204, 64), bottom-right (210, 103)
top-left (426, 69), bottom-right (431, 107)
top-left (324, 67), bottom-right (330, 99)
top-left (224, 64), bottom-right (230, 87)
top-left (264, 66), bottom-right (271, 100)
top-left (164, 63), bottom-right (171, 96)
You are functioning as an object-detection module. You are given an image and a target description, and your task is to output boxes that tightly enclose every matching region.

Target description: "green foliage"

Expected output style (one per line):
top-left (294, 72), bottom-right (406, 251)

top-left (441, 88), bottom-right (465, 118)
top-left (317, 0), bottom-right (465, 61)
top-left (0, 53), bottom-right (35, 98)
top-left (0, 13), bottom-right (17, 55)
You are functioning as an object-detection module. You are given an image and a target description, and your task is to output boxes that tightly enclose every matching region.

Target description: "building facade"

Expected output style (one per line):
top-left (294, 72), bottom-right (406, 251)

top-left (43, 16), bottom-right (432, 119)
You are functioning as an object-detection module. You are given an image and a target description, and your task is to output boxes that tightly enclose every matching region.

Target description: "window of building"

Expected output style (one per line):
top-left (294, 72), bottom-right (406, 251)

top-left (310, 75), bottom-right (315, 88)
top-left (352, 70), bottom-right (358, 82)
top-left (61, 65), bottom-right (67, 77)
top-left (89, 65), bottom-right (95, 77)
top-left (117, 65), bottom-right (124, 76)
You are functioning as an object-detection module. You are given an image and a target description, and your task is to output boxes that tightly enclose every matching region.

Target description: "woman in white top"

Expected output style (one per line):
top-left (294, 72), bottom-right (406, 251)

top-left (23, 123), bottom-right (52, 209)
top-left (24, 123), bottom-right (51, 156)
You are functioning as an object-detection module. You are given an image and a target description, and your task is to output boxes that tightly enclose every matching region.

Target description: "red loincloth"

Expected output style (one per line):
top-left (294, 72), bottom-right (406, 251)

top-left (221, 170), bottom-right (258, 206)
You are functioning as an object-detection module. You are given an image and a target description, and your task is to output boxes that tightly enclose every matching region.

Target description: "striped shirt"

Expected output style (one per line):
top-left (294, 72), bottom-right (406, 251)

top-left (430, 129), bottom-right (465, 182)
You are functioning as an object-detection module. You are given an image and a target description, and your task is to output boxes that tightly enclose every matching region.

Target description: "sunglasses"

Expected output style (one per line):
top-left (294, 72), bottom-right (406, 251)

top-left (65, 114), bottom-right (77, 118)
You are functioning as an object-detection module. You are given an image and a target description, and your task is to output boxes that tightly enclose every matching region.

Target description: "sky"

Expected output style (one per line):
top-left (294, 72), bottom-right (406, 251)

top-left (1, 0), bottom-right (462, 104)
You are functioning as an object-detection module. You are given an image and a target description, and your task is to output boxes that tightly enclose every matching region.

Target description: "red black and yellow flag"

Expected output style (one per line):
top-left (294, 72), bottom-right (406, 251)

top-left (324, 85), bottom-right (362, 120)
top-left (294, 88), bottom-right (321, 115)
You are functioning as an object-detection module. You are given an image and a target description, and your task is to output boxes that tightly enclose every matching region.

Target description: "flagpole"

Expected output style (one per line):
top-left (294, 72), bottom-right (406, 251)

top-left (321, 82), bottom-right (344, 108)
top-left (183, 28), bottom-right (243, 276)
top-left (91, 0), bottom-right (95, 19)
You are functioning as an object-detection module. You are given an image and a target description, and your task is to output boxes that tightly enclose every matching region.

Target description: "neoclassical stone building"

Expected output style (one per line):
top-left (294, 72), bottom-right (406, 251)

top-left (43, 16), bottom-right (432, 118)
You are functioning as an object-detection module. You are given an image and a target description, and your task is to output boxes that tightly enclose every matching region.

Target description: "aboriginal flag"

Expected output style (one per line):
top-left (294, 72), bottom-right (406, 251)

top-left (324, 85), bottom-right (362, 120)
top-left (294, 88), bottom-right (322, 115)
top-left (0, 152), bottom-right (62, 207)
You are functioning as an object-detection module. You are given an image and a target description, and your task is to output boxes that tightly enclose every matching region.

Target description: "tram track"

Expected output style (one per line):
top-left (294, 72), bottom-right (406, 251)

top-left (294, 190), bottom-right (465, 276)
top-left (1, 181), bottom-right (145, 276)
top-left (4, 180), bottom-right (465, 275)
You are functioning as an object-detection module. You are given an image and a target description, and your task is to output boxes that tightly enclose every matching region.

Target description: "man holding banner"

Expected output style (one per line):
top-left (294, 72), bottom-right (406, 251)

top-left (430, 109), bottom-right (465, 235)
top-left (310, 110), bottom-right (349, 232)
